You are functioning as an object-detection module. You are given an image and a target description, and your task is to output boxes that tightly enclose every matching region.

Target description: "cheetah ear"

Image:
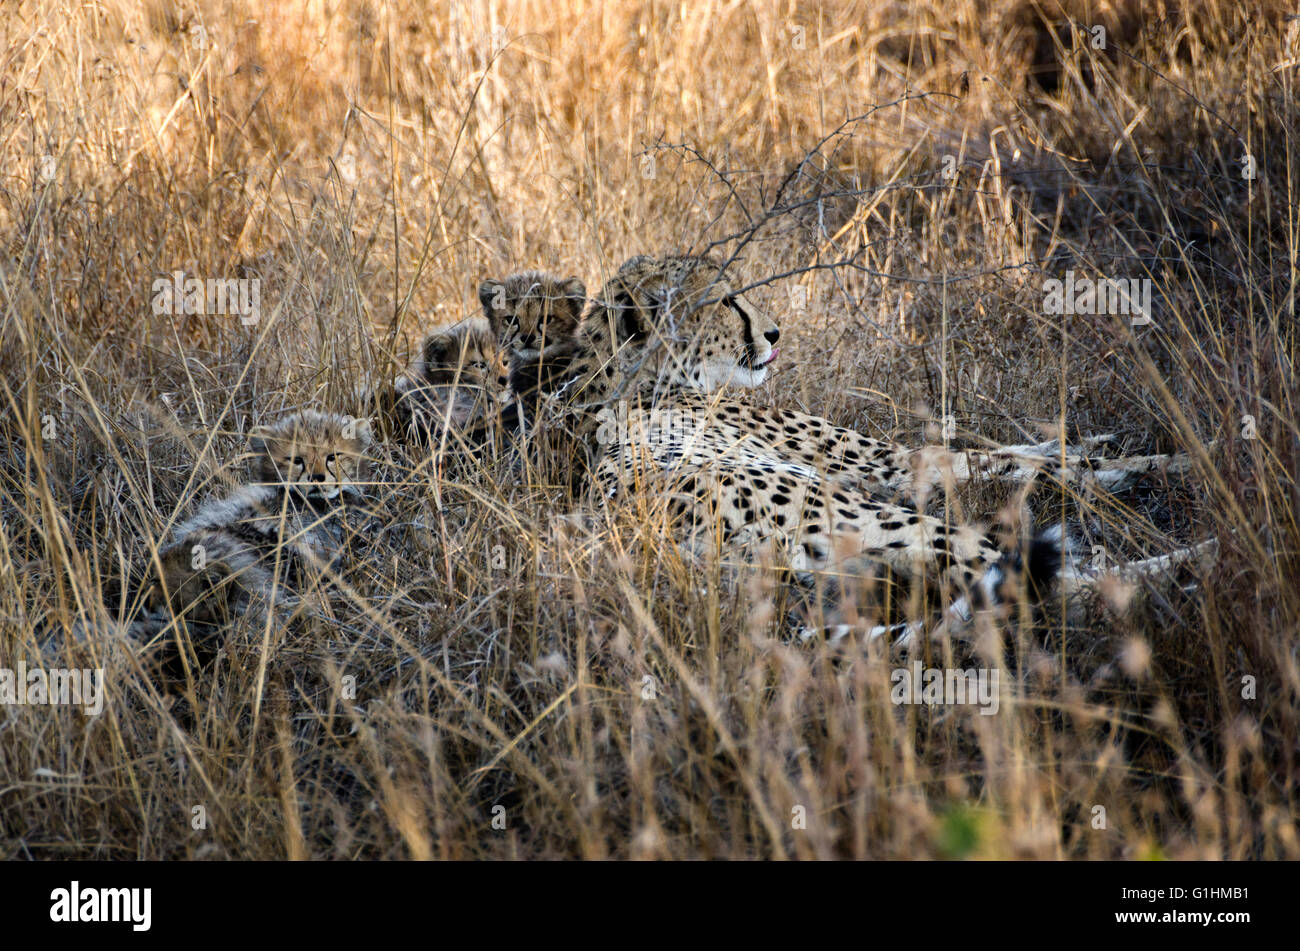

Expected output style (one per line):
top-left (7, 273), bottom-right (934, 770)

top-left (560, 276), bottom-right (586, 312)
top-left (481, 279), bottom-right (515, 340)
top-left (248, 425), bottom-right (273, 455)
top-left (421, 331), bottom-right (453, 368)
top-left (479, 277), bottom-right (506, 321)
top-left (617, 254), bottom-right (653, 276)
top-left (347, 417), bottom-right (373, 449)
top-left (611, 289), bottom-right (650, 343)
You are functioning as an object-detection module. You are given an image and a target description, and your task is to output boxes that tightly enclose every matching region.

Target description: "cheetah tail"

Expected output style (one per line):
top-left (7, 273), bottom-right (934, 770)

top-left (961, 523), bottom-right (1078, 620)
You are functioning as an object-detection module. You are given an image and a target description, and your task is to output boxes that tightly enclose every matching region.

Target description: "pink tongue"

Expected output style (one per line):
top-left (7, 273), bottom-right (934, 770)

top-left (766, 347), bottom-right (779, 365)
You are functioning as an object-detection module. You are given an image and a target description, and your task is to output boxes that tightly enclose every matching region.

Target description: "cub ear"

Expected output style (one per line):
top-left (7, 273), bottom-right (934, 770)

top-left (481, 279), bottom-right (513, 340)
top-left (560, 276), bottom-right (587, 311)
top-left (248, 425), bottom-right (273, 455)
top-left (479, 277), bottom-right (506, 316)
top-left (344, 416), bottom-right (373, 449)
top-left (421, 331), bottom-right (453, 368)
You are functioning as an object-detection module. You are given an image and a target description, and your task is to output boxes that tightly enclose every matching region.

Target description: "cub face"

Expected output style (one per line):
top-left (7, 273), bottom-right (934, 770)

top-left (478, 271), bottom-right (586, 361)
top-left (602, 254), bottom-right (780, 391)
top-left (392, 317), bottom-right (509, 438)
top-left (249, 410), bottom-right (372, 500)
top-left (411, 316), bottom-right (508, 391)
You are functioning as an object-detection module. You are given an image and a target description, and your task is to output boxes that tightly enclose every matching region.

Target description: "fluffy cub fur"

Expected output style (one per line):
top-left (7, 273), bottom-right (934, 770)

top-left (385, 316), bottom-right (508, 446)
top-left (479, 271), bottom-right (586, 367)
top-left (142, 410), bottom-right (371, 642)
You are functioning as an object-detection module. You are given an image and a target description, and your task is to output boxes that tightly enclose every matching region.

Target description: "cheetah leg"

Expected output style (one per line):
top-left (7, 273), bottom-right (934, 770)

top-left (996, 449), bottom-right (1192, 493)
top-left (804, 533), bottom-right (1218, 651)
top-left (926, 536), bottom-right (1219, 643)
top-left (993, 433), bottom-right (1118, 456)
top-left (867, 523), bottom-right (1073, 650)
top-left (1076, 451), bottom-right (1194, 492)
top-left (1059, 537), bottom-right (1219, 605)
top-left (794, 616), bottom-right (923, 648)
top-left (789, 500), bottom-right (1008, 648)
top-left (897, 444), bottom-right (1193, 496)
top-left (981, 435), bottom-right (1210, 493)
top-left (1114, 537), bottom-right (1219, 578)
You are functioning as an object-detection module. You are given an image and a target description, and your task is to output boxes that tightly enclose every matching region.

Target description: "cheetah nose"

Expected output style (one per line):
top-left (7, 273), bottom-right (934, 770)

top-left (309, 473), bottom-right (326, 482)
top-left (498, 376), bottom-right (509, 386)
top-left (763, 328), bottom-right (780, 344)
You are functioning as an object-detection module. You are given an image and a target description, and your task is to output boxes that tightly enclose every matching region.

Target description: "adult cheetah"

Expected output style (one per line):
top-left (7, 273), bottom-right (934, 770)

top-left (492, 253), bottom-right (1194, 644)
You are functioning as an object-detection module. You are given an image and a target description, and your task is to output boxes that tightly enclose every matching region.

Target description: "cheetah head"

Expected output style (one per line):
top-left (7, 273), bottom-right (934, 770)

top-left (478, 271), bottom-right (587, 361)
top-left (249, 410), bottom-right (372, 501)
top-left (600, 254), bottom-right (779, 392)
top-left (391, 317), bottom-right (509, 436)
top-left (407, 317), bottom-right (509, 392)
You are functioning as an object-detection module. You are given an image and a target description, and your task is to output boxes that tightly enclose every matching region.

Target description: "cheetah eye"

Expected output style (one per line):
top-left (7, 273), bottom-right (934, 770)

top-left (325, 453), bottom-right (338, 464)
top-left (291, 456), bottom-right (305, 469)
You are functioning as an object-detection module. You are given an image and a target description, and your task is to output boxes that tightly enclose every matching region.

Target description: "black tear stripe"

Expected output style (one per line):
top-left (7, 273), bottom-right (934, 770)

top-left (727, 296), bottom-right (756, 364)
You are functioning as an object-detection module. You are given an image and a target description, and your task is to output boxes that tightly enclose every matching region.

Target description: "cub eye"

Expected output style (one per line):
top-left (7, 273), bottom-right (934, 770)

top-left (291, 456), bottom-right (305, 469)
top-left (325, 453), bottom-right (337, 464)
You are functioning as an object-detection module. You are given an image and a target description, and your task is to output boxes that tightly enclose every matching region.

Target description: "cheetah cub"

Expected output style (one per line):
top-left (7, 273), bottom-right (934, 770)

top-left (478, 271), bottom-right (586, 370)
top-left (142, 410), bottom-right (372, 637)
top-left (386, 316), bottom-right (508, 444)
top-left (478, 271), bottom-right (587, 442)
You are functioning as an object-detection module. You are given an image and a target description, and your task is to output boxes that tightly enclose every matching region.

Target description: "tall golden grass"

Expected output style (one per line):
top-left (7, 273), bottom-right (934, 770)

top-left (0, 0), bottom-right (1296, 858)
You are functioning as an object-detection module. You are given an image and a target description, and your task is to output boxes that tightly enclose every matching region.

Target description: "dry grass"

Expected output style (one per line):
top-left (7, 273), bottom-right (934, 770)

top-left (0, 0), bottom-right (1297, 859)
